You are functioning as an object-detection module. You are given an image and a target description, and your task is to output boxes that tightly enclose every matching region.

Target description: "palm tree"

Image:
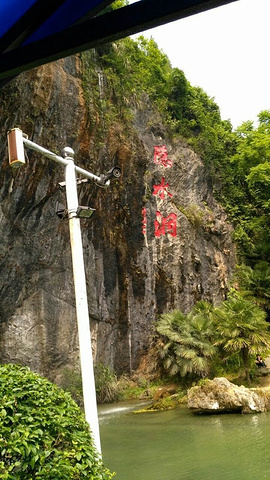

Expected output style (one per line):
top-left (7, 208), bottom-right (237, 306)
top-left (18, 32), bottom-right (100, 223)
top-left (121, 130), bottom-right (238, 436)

top-left (213, 294), bottom-right (270, 382)
top-left (156, 302), bottom-right (216, 379)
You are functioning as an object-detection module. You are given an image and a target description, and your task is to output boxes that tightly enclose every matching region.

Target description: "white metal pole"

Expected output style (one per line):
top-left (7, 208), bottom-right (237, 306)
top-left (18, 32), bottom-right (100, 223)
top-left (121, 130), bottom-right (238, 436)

top-left (64, 155), bottom-right (101, 455)
top-left (8, 132), bottom-right (106, 454)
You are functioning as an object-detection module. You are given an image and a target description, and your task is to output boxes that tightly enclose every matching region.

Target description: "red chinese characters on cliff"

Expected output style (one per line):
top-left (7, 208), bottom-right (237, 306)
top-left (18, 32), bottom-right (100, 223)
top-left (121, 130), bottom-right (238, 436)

top-left (153, 177), bottom-right (173, 200)
top-left (142, 207), bottom-right (147, 235)
top-left (142, 145), bottom-right (177, 238)
top-left (153, 145), bottom-right (173, 168)
top-left (154, 212), bottom-right (177, 237)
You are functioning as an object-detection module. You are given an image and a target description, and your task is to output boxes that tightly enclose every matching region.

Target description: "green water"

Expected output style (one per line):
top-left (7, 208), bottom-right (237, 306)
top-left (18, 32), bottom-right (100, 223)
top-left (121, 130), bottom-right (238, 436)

top-left (99, 401), bottom-right (270, 480)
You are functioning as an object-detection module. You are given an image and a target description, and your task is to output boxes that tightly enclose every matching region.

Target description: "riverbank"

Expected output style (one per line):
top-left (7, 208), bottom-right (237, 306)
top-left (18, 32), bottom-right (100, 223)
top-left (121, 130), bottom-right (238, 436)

top-left (117, 369), bottom-right (270, 414)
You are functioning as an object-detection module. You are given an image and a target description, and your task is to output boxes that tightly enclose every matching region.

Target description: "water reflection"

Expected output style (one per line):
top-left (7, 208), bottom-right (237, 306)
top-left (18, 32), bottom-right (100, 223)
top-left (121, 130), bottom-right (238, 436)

top-left (99, 402), bottom-right (270, 480)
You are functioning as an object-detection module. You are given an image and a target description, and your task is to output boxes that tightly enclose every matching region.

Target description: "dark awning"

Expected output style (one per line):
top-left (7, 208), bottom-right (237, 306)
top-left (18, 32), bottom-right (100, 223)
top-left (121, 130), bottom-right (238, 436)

top-left (0, 0), bottom-right (237, 85)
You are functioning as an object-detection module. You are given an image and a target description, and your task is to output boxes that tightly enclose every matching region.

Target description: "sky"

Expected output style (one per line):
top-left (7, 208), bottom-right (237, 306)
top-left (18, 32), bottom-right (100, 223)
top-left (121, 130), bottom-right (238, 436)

top-left (130, 0), bottom-right (270, 129)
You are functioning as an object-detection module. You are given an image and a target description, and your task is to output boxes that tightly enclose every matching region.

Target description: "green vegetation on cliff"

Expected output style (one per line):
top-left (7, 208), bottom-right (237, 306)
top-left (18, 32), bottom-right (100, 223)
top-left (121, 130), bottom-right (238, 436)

top-left (80, 34), bottom-right (270, 386)
top-left (85, 34), bottom-right (233, 168)
top-left (81, 35), bottom-right (270, 313)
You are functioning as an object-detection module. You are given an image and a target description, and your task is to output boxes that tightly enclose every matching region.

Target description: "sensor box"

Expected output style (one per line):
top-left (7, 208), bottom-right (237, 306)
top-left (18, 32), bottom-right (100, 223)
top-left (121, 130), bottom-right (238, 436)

top-left (7, 128), bottom-right (25, 168)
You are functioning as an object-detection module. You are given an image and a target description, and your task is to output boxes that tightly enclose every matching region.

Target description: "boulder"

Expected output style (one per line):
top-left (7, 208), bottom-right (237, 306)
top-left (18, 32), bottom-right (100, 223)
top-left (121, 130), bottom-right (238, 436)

top-left (188, 377), bottom-right (268, 414)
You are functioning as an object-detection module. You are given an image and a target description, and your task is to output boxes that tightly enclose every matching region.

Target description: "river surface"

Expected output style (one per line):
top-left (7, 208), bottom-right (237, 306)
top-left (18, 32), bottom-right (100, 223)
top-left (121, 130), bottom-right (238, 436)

top-left (98, 400), bottom-right (270, 480)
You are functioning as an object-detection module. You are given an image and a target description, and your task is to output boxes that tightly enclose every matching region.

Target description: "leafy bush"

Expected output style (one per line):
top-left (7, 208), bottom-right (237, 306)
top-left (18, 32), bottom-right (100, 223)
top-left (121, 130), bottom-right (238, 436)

top-left (116, 376), bottom-right (149, 401)
top-left (58, 368), bottom-right (83, 408)
top-left (0, 364), bottom-right (114, 479)
top-left (214, 294), bottom-right (270, 382)
top-left (156, 295), bottom-right (270, 383)
top-left (156, 302), bottom-right (216, 379)
top-left (94, 363), bottom-right (119, 404)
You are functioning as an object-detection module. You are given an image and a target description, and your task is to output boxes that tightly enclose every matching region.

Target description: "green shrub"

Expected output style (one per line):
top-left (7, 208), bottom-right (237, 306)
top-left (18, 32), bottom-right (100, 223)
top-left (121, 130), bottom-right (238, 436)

top-left (0, 364), bottom-right (114, 479)
top-left (58, 368), bottom-right (83, 408)
top-left (94, 363), bottom-right (119, 404)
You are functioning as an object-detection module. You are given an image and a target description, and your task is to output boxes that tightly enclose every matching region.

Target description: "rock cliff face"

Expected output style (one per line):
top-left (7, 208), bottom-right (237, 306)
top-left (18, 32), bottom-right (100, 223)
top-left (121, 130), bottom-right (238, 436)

top-left (0, 55), bottom-right (236, 382)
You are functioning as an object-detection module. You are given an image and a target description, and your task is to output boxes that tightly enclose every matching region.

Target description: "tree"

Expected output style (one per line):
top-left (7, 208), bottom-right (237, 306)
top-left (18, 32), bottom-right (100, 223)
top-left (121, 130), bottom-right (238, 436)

top-left (156, 302), bottom-right (216, 379)
top-left (216, 110), bottom-right (270, 264)
top-left (232, 112), bottom-right (270, 178)
top-left (234, 262), bottom-right (270, 313)
top-left (0, 364), bottom-right (114, 480)
top-left (167, 68), bottom-right (189, 121)
top-left (246, 162), bottom-right (270, 210)
top-left (213, 294), bottom-right (270, 382)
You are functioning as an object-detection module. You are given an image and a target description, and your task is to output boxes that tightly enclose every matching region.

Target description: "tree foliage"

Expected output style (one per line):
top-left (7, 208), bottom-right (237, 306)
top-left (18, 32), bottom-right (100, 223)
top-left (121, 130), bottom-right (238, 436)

top-left (218, 111), bottom-right (270, 266)
top-left (233, 262), bottom-right (270, 313)
top-left (83, 35), bottom-right (233, 169)
top-left (213, 294), bottom-right (270, 380)
top-left (156, 302), bottom-right (216, 379)
top-left (0, 364), bottom-right (114, 480)
top-left (156, 296), bottom-right (270, 382)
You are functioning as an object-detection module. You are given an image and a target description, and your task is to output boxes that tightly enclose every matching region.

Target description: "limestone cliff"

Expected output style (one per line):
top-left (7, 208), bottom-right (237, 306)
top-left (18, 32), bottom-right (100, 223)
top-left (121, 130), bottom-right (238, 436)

top-left (0, 54), bottom-right (235, 382)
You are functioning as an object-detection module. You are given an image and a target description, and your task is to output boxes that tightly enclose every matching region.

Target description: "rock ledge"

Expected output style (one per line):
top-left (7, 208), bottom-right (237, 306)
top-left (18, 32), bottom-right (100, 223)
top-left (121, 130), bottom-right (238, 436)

top-left (188, 377), bottom-right (270, 414)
